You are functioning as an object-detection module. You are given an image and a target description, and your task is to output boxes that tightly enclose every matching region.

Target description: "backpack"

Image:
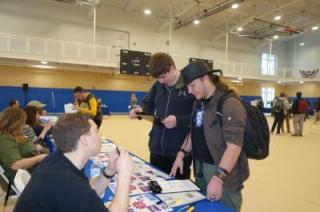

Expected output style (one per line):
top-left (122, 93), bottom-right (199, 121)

top-left (298, 99), bottom-right (309, 113)
top-left (272, 99), bottom-right (285, 113)
top-left (217, 93), bottom-right (270, 160)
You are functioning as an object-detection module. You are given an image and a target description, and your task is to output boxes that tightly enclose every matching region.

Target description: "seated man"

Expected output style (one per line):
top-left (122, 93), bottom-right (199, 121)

top-left (9, 99), bottom-right (20, 108)
top-left (15, 113), bottom-right (133, 212)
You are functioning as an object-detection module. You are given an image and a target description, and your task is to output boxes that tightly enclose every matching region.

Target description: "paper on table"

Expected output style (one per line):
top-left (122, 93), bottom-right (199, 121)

top-left (100, 143), bottom-right (117, 153)
top-left (105, 194), bottom-right (172, 211)
top-left (39, 116), bottom-right (58, 124)
top-left (129, 193), bottom-right (172, 212)
top-left (157, 180), bottom-right (200, 193)
top-left (64, 103), bottom-right (77, 113)
top-left (156, 191), bottom-right (205, 208)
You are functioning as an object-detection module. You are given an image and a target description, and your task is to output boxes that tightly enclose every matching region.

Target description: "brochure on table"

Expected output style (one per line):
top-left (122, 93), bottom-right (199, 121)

top-left (95, 138), bottom-right (204, 210)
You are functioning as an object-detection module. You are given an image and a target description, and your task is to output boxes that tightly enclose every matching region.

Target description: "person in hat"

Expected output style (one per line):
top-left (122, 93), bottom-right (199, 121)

top-left (129, 52), bottom-right (194, 179)
top-left (170, 61), bottom-right (249, 212)
top-left (26, 101), bottom-right (52, 137)
top-left (73, 86), bottom-right (103, 129)
top-left (27, 100), bottom-right (48, 117)
top-left (27, 100), bottom-right (46, 108)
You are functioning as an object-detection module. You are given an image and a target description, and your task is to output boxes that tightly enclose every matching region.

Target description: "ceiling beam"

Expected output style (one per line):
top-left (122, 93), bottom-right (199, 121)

top-left (157, 1), bottom-right (198, 32)
top-left (156, 0), bottom-right (180, 19)
top-left (212, 0), bottom-right (302, 41)
top-left (174, 0), bottom-right (246, 30)
top-left (124, 0), bottom-right (138, 13)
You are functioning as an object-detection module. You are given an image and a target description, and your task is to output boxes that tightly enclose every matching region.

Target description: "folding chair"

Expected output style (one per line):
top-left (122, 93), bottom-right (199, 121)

top-left (13, 169), bottom-right (31, 194)
top-left (0, 165), bottom-right (19, 208)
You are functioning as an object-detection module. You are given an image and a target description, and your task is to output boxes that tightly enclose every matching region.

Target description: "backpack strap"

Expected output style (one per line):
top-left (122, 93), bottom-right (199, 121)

top-left (216, 93), bottom-right (235, 127)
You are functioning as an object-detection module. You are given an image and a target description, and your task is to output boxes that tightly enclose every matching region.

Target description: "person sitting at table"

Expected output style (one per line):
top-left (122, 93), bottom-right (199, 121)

top-left (9, 99), bottom-right (20, 108)
top-left (24, 106), bottom-right (52, 150)
top-left (27, 100), bottom-right (49, 124)
top-left (0, 107), bottom-right (47, 191)
top-left (14, 113), bottom-right (133, 212)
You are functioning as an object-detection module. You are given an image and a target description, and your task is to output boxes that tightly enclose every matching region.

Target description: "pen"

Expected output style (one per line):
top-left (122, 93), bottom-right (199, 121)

top-left (178, 203), bottom-right (195, 212)
top-left (178, 204), bottom-right (190, 211)
top-left (186, 206), bottom-right (195, 212)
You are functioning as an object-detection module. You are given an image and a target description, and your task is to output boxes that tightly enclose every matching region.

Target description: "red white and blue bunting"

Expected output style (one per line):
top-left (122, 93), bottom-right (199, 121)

top-left (299, 69), bottom-right (319, 78)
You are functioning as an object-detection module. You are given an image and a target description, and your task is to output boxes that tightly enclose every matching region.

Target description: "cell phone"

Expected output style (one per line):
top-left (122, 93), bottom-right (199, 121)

top-left (136, 112), bottom-right (163, 125)
top-left (153, 116), bottom-right (163, 125)
top-left (148, 181), bottom-right (162, 194)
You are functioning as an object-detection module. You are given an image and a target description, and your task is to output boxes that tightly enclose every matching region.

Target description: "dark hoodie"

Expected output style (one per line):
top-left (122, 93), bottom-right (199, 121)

top-left (141, 81), bottom-right (194, 156)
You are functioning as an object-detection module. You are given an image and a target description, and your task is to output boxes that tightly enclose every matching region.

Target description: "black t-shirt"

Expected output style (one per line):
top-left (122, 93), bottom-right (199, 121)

top-left (192, 97), bottom-right (214, 164)
top-left (14, 152), bottom-right (108, 212)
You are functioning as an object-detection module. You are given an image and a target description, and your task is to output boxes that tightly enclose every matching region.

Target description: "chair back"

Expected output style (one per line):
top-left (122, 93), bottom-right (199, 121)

top-left (14, 169), bottom-right (31, 194)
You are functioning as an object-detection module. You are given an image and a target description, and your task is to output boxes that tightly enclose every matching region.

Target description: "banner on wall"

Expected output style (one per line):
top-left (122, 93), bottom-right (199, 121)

top-left (299, 69), bottom-right (319, 78)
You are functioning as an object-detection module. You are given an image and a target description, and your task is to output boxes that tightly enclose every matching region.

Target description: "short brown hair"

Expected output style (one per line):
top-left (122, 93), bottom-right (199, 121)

top-left (149, 52), bottom-right (175, 78)
top-left (0, 107), bottom-right (26, 142)
top-left (53, 113), bottom-right (91, 153)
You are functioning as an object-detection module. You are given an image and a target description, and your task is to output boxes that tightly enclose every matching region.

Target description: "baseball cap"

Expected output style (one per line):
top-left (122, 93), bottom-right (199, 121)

top-left (27, 100), bottom-right (46, 108)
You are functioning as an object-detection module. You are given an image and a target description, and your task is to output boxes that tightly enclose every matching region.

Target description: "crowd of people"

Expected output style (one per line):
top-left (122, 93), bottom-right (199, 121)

top-left (270, 91), bottom-right (320, 137)
top-left (0, 52), bottom-right (319, 212)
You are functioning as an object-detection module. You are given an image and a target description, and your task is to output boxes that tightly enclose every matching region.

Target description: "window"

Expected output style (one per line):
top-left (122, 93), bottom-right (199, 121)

top-left (261, 53), bottom-right (277, 76)
top-left (261, 87), bottom-right (275, 108)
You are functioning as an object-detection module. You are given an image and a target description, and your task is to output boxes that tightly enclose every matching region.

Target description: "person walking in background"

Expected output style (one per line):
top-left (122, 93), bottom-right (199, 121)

top-left (130, 92), bottom-right (138, 109)
top-left (281, 93), bottom-right (291, 133)
top-left (256, 98), bottom-right (264, 112)
top-left (314, 97), bottom-right (320, 124)
top-left (291, 92), bottom-right (308, 137)
top-left (271, 94), bottom-right (286, 134)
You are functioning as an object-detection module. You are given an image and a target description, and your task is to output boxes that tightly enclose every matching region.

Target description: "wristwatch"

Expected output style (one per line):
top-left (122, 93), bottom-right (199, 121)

top-left (102, 167), bottom-right (114, 179)
top-left (179, 148), bottom-right (189, 156)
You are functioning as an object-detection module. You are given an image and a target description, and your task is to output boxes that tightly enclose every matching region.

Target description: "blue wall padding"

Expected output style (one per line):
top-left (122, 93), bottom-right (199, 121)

top-left (0, 86), bottom-right (146, 113)
top-left (0, 86), bottom-right (318, 113)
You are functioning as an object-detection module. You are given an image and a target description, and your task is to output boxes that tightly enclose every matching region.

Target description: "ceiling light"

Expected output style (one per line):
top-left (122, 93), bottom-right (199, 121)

top-left (312, 26), bottom-right (319, 31)
top-left (144, 9), bottom-right (151, 15)
top-left (277, 81), bottom-right (281, 84)
top-left (33, 65), bottom-right (54, 69)
top-left (273, 35), bottom-right (279, 39)
top-left (231, 3), bottom-right (239, 9)
top-left (237, 27), bottom-right (243, 31)
top-left (193, 19), bottom-right (200, 25)
top-left (231, 80), bottom-right (242, 83)
top-left (237, 77), bottom-right (242, 80)
top-left (299, 81), bottom-right (304, 84)
top-left (274, 15), bottom-right (281, 21)
top-left (299, 42), bottom-right (305, 46)
top-left (40, 61), bottom-right (48, 64)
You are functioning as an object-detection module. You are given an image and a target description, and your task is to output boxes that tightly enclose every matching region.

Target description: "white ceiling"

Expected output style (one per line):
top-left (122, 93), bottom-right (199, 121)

top-left (94, 0), bottom-right (320, 40)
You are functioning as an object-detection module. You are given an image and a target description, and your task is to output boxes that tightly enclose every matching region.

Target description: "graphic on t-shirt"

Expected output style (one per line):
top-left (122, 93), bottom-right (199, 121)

top-left (194, 106), bottom-right (204, 127)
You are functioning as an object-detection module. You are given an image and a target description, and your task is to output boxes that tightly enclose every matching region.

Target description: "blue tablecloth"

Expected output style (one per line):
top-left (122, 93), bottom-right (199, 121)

top-left (101, 105), bottom-right (111, 116)
top-left (84, 141), bottom-right (234, 212)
